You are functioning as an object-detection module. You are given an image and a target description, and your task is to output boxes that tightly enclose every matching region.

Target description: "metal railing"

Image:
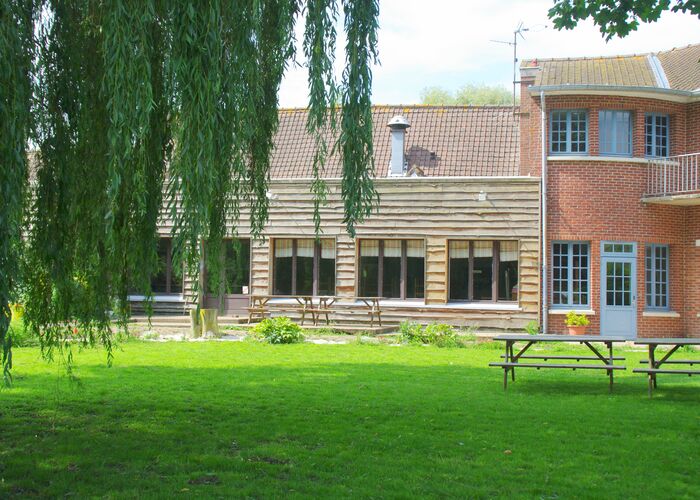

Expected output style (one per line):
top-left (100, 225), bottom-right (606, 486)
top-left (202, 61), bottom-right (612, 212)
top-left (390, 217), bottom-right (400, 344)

top-left (646, 152), bottom-right (700, 197)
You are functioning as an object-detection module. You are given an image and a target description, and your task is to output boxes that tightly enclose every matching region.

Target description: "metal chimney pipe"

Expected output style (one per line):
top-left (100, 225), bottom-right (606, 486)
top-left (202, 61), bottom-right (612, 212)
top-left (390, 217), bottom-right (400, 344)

top-left (388, 115), bottom-right (410, 176)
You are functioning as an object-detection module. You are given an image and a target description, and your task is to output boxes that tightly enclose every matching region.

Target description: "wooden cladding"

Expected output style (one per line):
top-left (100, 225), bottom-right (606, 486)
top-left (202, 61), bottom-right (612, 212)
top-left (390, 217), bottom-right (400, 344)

top-left (177, 177), bottom-right (541, 329)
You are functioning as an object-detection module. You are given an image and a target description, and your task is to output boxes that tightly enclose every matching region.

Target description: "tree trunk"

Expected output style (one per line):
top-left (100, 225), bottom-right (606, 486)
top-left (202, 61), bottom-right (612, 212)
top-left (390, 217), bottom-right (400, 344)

top-left (189, 309), bottom-right (202, 338)
top-left (200, 308), bottom-right (219, 338)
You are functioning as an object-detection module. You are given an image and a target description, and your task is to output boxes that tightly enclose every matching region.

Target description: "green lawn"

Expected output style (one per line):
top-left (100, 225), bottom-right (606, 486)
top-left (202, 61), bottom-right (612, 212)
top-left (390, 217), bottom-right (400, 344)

top-left (1, 340), bottom-right (699, 498)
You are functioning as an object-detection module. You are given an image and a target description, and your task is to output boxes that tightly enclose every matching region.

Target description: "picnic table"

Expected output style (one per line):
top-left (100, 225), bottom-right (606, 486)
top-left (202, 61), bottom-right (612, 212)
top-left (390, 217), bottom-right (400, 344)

top-left (490, 334), bottom-right (628, 392)
top-left (248, 295), bottom-right (336, 325)
top-left (632, 338), bottom-right (700, 397)
top-left (248, 295), bottom-right (385, 327)
top-left (354, 297), bottom-right (383, 327)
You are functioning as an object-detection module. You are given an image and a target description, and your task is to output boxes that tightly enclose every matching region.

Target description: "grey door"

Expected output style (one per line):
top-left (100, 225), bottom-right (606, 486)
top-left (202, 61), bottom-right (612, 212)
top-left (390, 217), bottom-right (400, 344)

top-left (600, 255), bottom-right (637, 338)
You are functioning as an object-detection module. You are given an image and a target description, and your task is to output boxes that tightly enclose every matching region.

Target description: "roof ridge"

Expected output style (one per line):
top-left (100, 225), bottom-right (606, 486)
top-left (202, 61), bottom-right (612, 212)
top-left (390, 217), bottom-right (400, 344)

top-left (522, 42), bottom-right (700, 66)
top-left (279, 104), bottom-right (516, 112)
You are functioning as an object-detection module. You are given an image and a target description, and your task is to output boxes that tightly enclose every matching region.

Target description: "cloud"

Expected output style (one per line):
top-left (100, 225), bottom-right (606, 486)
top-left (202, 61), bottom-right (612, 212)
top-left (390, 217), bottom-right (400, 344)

top-left (278, 0), bottom-right (699, 107)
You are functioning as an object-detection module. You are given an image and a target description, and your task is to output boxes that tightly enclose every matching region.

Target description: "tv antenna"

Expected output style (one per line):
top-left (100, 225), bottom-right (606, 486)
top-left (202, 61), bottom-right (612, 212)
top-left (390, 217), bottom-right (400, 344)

top-left (491, 22), bottom-right (542, 109)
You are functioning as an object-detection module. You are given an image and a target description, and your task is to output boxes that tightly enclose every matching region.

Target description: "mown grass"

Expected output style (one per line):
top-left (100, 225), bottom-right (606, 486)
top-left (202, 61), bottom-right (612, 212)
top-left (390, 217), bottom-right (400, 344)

top-left (1, 340), bottom-right (699, 498)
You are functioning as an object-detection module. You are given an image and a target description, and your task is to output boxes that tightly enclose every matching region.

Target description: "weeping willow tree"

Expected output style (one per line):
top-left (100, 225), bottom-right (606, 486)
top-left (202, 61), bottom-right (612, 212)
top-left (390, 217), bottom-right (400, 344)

top-left (0, 0), bottom-right (380, 379)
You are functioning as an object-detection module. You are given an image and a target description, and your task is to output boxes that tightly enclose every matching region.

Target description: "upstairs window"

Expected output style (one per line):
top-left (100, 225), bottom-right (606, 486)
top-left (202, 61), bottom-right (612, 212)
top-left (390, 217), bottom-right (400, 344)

top-left (358, 240), bottom-right (425, 299)
top-left (599, 110), bottom-right (632, 156)
top-left (645, 113), bottom-right (669, 158)
top-left (273, 239), bottom-right (336, 296)
top-left (645, 244), bottom-right (669, 310)
top-left (550, 110), bottom-right (588, 155)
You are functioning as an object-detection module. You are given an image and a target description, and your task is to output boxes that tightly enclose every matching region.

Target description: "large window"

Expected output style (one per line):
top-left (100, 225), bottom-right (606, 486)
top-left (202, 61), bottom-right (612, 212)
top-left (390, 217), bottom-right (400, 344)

top-left (273, 239), bottom-right (335, 296)
top-left (599, 110), bottom-right (632, 156)
top-left (448, 241), bottom-right (519, 302)
top-left (645, 113), bottom-right (669, 158)
top-left (152, 238), bottom-right (182, 294)
top-left (550, 110), bottom-right (588, 154)
top-left (645, 244), bottom-right (669, 310)
top-left (552, 242), bottom-right (589, 307)
top-left (358, 240), bottom-right (424, 299)
top-left (206, 239), bottom-right (250, 295)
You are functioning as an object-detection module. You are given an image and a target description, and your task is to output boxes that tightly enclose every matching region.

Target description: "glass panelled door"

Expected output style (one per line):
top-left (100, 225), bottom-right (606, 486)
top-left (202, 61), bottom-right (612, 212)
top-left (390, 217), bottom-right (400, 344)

top-left (600, 242), bottom-right (637, 338)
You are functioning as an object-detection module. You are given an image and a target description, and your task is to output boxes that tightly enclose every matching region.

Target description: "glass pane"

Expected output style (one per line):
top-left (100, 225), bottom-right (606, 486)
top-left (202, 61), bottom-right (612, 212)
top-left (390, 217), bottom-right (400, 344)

top-left (406, 240), bottom-right (424, 299)
top-left (498, 241), bottom-right (518, 301)
top-left (151, 238), bottom-right (170, 293)
top-left (473, 241), bottom-right (493, 300)
top-left (273, 239), bottom-right (293, 295)
top-left (552, 242), bottom-right (569, 305)
top-left (449, 241), bottom-right (469, 300)
top-left (383, 240), bottom-right (402, 299)
top-left (296, 240), bottom-right (315, 296)
top-left (359, 240), bottom-right (379, 297)
top-left (224, 239), bottom-right (250, 294)
top-left (318, 240), bottom-right (335, 296)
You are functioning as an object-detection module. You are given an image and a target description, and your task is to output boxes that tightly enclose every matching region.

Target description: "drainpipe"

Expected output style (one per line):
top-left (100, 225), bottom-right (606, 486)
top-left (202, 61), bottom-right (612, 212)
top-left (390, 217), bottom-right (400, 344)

top-left (540, 91), bottom-right (548, 333)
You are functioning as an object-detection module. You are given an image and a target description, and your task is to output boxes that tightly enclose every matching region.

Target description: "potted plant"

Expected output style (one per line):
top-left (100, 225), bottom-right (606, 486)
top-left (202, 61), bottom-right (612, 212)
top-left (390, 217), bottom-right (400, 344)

top-left (565, 311), bottom-right (589, 336)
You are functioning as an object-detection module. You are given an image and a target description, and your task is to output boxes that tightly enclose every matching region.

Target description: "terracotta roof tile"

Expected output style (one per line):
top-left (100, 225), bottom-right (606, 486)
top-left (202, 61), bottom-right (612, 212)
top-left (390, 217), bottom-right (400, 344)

top-left (270, 106), bottom-right (520, 179)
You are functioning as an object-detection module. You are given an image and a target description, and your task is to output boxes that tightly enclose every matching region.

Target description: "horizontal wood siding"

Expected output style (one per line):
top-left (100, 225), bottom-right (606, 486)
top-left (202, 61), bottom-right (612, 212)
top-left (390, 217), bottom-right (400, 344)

top-left (170, 177), bottom-right (540, 330)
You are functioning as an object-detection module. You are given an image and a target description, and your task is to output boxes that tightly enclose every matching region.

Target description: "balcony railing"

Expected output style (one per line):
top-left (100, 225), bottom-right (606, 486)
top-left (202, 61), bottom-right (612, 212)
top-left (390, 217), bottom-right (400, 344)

top-left (646, 152), bottom-right (700, 198)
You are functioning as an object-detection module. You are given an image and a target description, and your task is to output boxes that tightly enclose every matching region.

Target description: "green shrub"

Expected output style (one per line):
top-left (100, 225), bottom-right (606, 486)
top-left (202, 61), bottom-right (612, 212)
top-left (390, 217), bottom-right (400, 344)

top-left (423, 323), bottom-right (460, 347)
top-left (399, 321), bottom-right (460, 347)
top-left (252, 317), bottom-right (304, 344)
top-left (398, 321), bottom-right (424, 344)
top-left (524, 320), bottom-right (540, 335)
top-left (565, 311), bottom-right (589, 327)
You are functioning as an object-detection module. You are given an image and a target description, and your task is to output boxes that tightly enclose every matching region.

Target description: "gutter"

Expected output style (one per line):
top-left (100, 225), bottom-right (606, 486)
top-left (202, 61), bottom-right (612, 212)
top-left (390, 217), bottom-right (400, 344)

top-left (540, 91), bottom-right (548, 334)
top-left (529, 84), bottom-right (699, 102)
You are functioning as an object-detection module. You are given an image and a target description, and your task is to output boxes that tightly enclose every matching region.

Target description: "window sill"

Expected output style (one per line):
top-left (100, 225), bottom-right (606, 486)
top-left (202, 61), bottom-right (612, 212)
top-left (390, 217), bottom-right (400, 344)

top-left (642, 310), bottom-right (680, 318)
top-left (548, 308), bottom-right (596, 316)
top-left (547, 155), bottom-right (649, 164)
top-left (128, 294), bottom-right (185, 303)
top-left (331, 300), bottom-right (522, 312)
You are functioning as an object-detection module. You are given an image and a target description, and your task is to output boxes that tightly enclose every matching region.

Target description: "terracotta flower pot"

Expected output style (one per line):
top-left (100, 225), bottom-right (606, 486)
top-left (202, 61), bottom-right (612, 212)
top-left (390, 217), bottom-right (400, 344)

top-left (567, 325), bottom-right (587, 336)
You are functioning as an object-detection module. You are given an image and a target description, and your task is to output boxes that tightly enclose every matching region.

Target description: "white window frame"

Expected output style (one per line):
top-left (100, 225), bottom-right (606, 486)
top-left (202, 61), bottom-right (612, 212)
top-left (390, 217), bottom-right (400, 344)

top-left (551, 241), bottom-right (590, 308)
top-left (645, 244), bottom-right (670, 311)
top-left (645, 113), bottom-right (670, 158)
top-left (549, 110), bottom-right (588, 155)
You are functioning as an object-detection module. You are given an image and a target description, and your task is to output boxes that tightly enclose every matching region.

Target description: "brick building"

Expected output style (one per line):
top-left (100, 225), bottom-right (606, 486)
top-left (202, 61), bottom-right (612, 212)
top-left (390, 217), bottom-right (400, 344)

top-left (520, 43), bottom-right (700, 338)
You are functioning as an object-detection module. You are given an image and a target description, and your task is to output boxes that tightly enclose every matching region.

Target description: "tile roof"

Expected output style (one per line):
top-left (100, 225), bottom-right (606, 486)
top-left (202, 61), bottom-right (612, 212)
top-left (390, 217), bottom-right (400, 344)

top-left (657, 44), bottom-right (700, 91)
top-left (524, 43), bottom-right (700, 91)
top-left (269, 105), bottom-right (520, 179)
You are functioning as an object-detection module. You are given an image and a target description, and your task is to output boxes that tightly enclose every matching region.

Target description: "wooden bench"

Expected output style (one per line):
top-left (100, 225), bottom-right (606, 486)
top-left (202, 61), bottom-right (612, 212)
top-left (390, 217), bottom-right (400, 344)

top-left (500, 355), bottom-right (625, 362)
top-left (633, 368), bottom-right (698, 375)
top-left (633, 338), bottom-right (700, 397)
top-left (491, 362), bottom-right (625, 371)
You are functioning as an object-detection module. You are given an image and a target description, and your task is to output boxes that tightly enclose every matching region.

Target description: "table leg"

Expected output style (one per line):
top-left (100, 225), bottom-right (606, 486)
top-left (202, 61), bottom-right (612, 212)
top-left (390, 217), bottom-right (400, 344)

top-left (650, 345), bottom-right (657, 389)
top-left (509, 343), bottom-right (515, 381)
top-left (605, 342), bottom-right (613, 393)
top-left (647, 345), bottom-right (655, 397)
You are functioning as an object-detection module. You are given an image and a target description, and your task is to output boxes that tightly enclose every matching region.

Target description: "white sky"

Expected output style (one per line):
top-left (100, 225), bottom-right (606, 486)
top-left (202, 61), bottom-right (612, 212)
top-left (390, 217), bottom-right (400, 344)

top-left (278, 0), bottom-right (700, 107)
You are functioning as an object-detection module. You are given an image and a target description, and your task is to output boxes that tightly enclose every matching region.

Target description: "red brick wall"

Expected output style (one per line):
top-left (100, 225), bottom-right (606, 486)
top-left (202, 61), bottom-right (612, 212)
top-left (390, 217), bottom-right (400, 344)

top-left (545, 160), bottom-right (688, 337)
top-left (519, 78), bottom-right (700, 337)
top-left (519, 90), bottom-right (691, 176)
top-left (685, 206), bottom-right (700, 338)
